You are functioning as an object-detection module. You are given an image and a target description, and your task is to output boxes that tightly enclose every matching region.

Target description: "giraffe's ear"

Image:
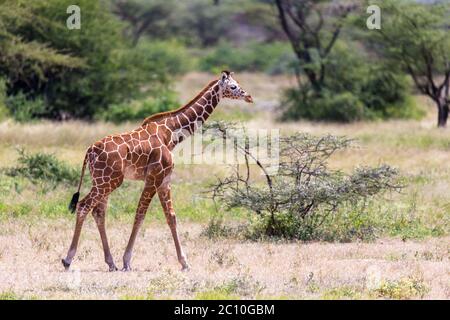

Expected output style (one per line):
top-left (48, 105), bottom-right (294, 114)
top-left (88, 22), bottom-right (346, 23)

top-left (221, 70), bottom-right (230, 83)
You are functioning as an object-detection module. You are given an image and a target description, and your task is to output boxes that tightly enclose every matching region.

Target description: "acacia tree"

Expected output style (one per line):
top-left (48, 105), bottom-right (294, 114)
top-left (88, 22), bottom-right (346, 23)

top-left (274, 0), bottom-right (356, 93)
top-left (0, 1), bottom-right (85, 93)
top-left (112, 0), bottom-right (174, 46)
top-left (370, 1), bottom-right (450, 127)
top-left (207, 121), bottom-right (401, 240)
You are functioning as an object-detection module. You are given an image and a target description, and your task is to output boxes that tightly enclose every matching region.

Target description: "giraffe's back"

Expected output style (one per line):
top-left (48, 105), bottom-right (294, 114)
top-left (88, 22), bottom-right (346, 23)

top-left (87, 123), bottom-right (172, 183)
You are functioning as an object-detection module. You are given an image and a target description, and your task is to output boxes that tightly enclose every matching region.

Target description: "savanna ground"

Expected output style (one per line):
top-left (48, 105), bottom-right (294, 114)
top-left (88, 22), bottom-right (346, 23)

top-left (0, 73), bottom-right (448, 300)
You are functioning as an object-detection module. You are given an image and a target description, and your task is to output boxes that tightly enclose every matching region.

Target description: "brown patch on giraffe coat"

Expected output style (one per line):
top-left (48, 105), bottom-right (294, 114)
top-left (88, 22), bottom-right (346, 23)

top-left (104, 166), bottom-right (113, 176)
top-left (97, 151), bottom-right (108, 163)
top-left (164, 118), bottom-right (176, 130)
top-left (178, 114), bottom-right (190, 127)
top-left (148, 148), bottom-right (162, 165)
top-left (183, 108), bottom-right (197, 121)
top-left (139, 130), bottom-right (149, 140)
top-left (205, 104), bottom-right (214, 114)
top-left (158, 126), bottom-right (172, 144)
top-left (112, 136), bottom-right (125, 145)
top-left (131, 131), bottom-right (139, 140)
top-left (140, 140), bottom-right (151, 152)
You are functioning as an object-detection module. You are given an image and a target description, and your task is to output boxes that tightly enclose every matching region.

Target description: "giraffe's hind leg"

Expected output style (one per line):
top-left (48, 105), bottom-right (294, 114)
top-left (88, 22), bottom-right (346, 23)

top-left (62, 188), bottom-right (105, 270)
top-left (92, 196), bottom-right (118, 271)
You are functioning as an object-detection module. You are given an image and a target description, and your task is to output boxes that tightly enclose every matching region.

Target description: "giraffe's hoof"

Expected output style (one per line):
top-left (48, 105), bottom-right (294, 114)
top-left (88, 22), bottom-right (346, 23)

top-left (122, 265), bottom-right (132, 272)
top-left (181, 264), bottom-right (191, 272)
top-left (61, 259), bottom-right (71, 271)
top-left (108, 265), bottom-right (118, 272)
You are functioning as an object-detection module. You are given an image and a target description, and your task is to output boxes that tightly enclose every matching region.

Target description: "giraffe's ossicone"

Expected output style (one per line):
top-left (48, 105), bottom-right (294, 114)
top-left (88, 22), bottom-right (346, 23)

top-left (62, 71), bottom-right (253, 272)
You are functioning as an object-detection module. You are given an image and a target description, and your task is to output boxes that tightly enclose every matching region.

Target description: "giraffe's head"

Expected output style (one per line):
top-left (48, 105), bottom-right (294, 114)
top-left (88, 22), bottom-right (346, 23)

top-left (219, 71), bottom-right (253, 103)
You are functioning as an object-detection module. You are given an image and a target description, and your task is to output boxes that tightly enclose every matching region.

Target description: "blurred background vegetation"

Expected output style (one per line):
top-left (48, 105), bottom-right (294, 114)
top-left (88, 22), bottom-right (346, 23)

top-left (0, 0), bottom-right (447, 125)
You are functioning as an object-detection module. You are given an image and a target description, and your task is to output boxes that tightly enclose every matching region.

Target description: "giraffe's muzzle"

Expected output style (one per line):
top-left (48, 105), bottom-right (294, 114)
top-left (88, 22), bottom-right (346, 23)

top-left (244, 95), bottom-right (253, 103)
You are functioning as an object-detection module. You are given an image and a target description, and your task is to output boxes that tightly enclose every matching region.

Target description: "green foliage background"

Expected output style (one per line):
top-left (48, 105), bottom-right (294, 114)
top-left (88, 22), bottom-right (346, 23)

top-left (0, 0), bottom-right (181, 120)
top-left (0, 0), bottom-right (447, 123)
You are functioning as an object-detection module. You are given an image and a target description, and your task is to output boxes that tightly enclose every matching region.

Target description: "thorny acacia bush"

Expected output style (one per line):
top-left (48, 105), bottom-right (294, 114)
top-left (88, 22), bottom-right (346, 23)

top-left (206, 122), bottom-right (403, 241)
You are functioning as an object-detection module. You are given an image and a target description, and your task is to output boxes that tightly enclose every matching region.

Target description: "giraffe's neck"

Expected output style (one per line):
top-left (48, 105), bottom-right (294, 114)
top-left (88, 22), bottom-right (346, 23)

top-left (166, 81), bottom-right (221, 146)
top-left (180, 81), bottom-right (221, 127)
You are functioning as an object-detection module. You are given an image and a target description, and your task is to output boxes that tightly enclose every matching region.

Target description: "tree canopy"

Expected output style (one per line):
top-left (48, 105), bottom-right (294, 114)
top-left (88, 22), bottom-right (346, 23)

top-left (0, 0), bottom-right (172, 120)
top-left (368, 0), bottom-right (450, 127)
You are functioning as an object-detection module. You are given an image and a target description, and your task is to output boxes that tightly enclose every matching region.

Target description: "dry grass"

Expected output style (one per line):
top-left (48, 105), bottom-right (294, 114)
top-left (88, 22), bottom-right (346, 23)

top-left (0, 219), bottom-right (448, 299)
top-left (0, 72), bottom-right (449, 299)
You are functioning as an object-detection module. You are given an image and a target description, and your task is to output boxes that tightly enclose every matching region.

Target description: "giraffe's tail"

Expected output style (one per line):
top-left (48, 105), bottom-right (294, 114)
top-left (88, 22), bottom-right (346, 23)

top-left (68, 151), bottom-right (89, 213)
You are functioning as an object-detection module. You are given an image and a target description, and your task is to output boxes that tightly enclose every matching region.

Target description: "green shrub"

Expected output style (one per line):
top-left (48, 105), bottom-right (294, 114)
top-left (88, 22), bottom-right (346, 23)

top-left (322, 286), bottom-right (362, 300)
top-left (361, 67), bottom-right (424, 119)
top-left (282, 89), bottom-right (367, 122)
top-left (201, 216), bottom-right (242, 239)
top-left (97, 90), bottom-right (179, 124)
top-left (199, 41), bottom-right (294, 74)
top-left (4, 149), bottom-right (78, 185)
top-left (208, 126), bottom-right (403, 241)
top-left (0, 291), bottom-right (20, 300)
top-left (134, 40), bottom-right (193, 76)
top-left (280, 41), bottom-right (424, 122)
top-left (195, 275), bottom-right (261, 299)
top-left (373, 277), bottom-right (428, 300)
top-left (246, 201), bottom-right (381, 242)
top-left (194, 290), bottom-right (239, 300)
top-left (5, 92), bottom-right (47, 122)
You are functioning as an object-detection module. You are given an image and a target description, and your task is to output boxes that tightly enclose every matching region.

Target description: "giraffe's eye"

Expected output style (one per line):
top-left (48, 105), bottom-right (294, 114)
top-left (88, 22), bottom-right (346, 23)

top-left (230, 85), bottom-right (237, 90)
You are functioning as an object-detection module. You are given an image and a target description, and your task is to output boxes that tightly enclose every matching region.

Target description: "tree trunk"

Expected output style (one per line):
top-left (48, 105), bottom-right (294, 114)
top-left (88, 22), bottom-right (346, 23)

top-left (437, 100), bottom-right (449, 128)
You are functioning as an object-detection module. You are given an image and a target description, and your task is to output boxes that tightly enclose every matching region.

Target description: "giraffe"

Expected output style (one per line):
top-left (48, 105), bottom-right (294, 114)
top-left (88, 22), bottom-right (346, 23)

top-left (62, 71), bottom-right (253, 272)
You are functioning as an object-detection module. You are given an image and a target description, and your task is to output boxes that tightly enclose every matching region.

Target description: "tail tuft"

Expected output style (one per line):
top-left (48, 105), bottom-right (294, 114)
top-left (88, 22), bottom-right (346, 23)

top-left (68, 192), bottom-right (80, 213)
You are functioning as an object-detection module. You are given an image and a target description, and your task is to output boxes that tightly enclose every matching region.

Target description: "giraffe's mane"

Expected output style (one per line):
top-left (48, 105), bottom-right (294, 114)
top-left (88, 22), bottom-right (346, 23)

top-left (141, 79), bottom-right (218, 126)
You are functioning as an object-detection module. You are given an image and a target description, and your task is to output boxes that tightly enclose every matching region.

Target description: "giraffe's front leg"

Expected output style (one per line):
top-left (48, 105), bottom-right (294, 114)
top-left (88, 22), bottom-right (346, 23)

top-left (158, 182), bottom-right (190, 271)
top-left (122, 185), bottom-right (156, 271)
top-left (92, 197), bottom-right (118, 272)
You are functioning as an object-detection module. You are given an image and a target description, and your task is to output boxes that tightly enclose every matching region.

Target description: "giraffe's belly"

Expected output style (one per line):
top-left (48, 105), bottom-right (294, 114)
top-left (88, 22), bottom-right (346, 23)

top-left (123, 164), bottom-right (146, 181)
top-left (123, 146), bottom-right (152, 180)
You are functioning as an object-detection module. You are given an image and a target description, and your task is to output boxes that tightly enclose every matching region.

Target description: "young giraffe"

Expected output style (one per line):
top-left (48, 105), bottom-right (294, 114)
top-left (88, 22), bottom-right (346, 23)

top-left (62, 71), bottom-right (253, 271)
